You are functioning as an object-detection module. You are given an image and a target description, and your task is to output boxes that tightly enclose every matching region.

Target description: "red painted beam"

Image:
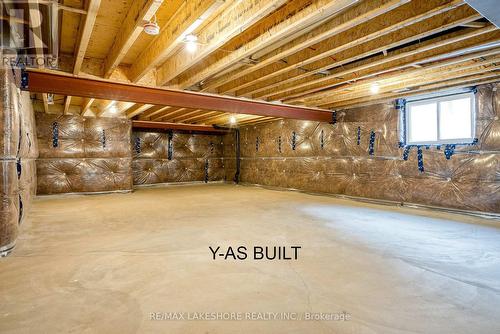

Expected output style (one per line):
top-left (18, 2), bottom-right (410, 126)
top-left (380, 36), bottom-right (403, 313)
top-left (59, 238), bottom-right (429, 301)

top-left (23, 69), bottom-right (333, 122)
top-left (132, 120), bottom-right (230, 133)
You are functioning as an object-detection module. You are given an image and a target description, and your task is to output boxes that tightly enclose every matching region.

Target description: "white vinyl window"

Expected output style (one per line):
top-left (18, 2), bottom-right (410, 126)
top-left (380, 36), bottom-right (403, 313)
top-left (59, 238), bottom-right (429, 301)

top-left (405, 92), bottom-right (475, 145)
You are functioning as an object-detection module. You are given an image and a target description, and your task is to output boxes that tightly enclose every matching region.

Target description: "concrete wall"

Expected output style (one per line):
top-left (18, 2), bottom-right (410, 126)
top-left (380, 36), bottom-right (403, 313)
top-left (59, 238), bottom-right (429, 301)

top-left (0, 70), bottom-right (38, 255)
top-left (229, 83), bottom-right (500, 213)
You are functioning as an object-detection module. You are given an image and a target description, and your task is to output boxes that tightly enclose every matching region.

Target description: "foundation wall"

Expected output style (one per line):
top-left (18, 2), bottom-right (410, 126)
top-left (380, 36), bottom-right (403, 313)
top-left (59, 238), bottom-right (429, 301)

top-left (131, 131), bottom-right (228, 185)
top-left (35, 113), bottom-right (232, 192)
top-left (0, 70), bottom-right (38, 254)
top-left (35, 115), bottom-right (133, 194)
top-left (231, 83), bottom-right (500, 213)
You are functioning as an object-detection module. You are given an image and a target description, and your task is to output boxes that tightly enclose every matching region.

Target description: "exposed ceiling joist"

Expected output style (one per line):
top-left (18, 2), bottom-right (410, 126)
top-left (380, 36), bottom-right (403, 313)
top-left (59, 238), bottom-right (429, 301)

top-left (96, 100), bottom-right (116, 117)
top-left (126, 104), bottom-right (154, 118)
top-left (296, 46), bottom-right (500, 105)
top-left (318, 59), bottom-right (500, 106)
top-left (154, 108), bottom-right (189, 122)
top-left (28, 0), bottom-right (49, 113)
top-left (461, 21), bottom-right (488, 28)
top-left (323, 71), bottom-right (500, 109)
top-left (200, 0), bottom-right (409, 92)
top-left (103, 0), bottom-right (164, 78)
top-left (138, 105), bottom-right (173, 120)
top-left (242, 6), bottom-right (479, 98)
top-left (156, 0), bottom-right (289, 86)
top-left (178, 0), bottom-right (360, 90)
top-left (41, 94), bottom-right (49, 113)
top-left (181, 111), bottom-right (221, 123)
top-left (279, 28), bottom-right (500, 102)
top-left (63, 96), bottom-right (72, 114)
top-left (228, 0), bottom-right (475, 98)
top-left (81, 98), bottom-right (95, 115)
top-left (128, 0), bottom-right (223, 82)
top-left (40, 0), bottom-right (87, 14)
top-left (167, 109), bottom-right (205, 122)
top-left (73, 0), bottom-right (101, 75)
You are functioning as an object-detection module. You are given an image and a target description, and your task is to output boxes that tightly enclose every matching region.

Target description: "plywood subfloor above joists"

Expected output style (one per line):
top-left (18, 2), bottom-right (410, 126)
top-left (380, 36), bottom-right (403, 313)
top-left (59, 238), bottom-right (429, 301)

top-left (19, 0), bottom-right (500, 121)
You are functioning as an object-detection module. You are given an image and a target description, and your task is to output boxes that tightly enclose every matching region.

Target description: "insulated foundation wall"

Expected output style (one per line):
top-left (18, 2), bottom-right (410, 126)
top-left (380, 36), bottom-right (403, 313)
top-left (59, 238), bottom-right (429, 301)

top-left (36, 115), bottom-right (133, 194)
top-left (0, 69), bottom-right (38, 255)
top-left (36, 114), bottom-right (232, 192)
top-left (234, 83), bottom-right (500, 213)
top-left (131, 131), bottom-right (227, 185)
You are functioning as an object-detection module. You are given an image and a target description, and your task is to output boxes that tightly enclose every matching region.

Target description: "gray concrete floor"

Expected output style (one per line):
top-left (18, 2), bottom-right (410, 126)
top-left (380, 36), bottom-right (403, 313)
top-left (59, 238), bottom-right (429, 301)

top-left (1, 184), bottom-right (499, 334)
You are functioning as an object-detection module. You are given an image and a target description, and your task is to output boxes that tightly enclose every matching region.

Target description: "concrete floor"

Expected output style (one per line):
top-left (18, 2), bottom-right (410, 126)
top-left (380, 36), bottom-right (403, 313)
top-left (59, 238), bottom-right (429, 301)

top-left (1, 184), bottom-right (499, 334)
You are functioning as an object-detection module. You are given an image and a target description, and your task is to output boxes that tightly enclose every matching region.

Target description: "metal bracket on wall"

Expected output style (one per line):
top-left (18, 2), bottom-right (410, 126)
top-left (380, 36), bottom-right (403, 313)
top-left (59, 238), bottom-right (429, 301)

top-left (16, 158), bottom-right (22, 179)
top-left (101, 129), bottom-right (107, 149)
top-left (167, 131), bottom-right (173, 160)
top-left (20, 69), bottom-right (28, 89)
top-left (204, 159), bottom-right (209, 183)
top-left (417, 146), bottom-right (424, 172)
top-left (52, 122), bottom-right (59, 148)
top-left (331, 111), bottom-right (337, 125)
top-left (234, 129), bottom-right (240, 184)
top-left (369, 130), bottom-right (375, 156)
top-left (134, 137), bottom-right (141, 154)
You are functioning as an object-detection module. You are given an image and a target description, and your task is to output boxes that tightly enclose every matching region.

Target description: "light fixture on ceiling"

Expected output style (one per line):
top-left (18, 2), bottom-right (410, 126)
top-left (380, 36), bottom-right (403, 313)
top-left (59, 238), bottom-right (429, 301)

top-left (185, 34), bottom-right (198, 53)
top-left (370, 82), bottom-right (380, 94)
top-left (143, 15), bottom-right (160, 35)
top-left (229, 115), bottom-right (237, 125)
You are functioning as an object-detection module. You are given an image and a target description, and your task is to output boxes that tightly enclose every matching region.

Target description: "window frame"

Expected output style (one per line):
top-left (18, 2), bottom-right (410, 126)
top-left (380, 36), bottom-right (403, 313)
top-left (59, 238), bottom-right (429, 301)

top-left (405, 91), bottom-right (476, 146)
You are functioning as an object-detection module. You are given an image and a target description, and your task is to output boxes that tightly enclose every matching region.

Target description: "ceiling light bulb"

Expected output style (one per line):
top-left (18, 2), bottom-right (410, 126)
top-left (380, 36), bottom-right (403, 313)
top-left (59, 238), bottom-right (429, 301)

top-left (370, 83), bottom-right (380, 94)
top-left (186, 41), bottom-right (197, 53)
top-left (184, 34), bottom-right (198, 53)
top-left (229, 116), bottom-right (237, 124)
top-left (185, 34), bottom-right (198, 42)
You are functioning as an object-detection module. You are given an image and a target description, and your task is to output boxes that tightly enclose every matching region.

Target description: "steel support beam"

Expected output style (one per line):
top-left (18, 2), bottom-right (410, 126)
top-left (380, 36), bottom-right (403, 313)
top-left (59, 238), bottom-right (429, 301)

top-left (22, 70), bottom-right (333, 122)
top-left (132, 120), bottom-right (230, 134)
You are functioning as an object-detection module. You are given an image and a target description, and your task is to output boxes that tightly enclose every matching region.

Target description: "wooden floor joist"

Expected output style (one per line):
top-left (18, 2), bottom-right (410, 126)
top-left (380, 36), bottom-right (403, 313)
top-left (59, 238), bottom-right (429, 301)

top-left (323, 71), bottom-right (500, 109)
top-left (215, 0), bottom-right (461, 95)
top-left (234, 4), bottom-right (482, 99)
top-left (309, 54), bottom-right (500, 107)
top-left (261, 25), bottom-right (499, 102)
top-left (178, 0), bottom-right (360, 90)
top-left (198, 0), bottom-right (407, 92)
top-left (128, 0), bottom-right (223, 83)
top-left (283, 36), bottom-right (500, 104)
top-left (156, 0), bottom-right (289, 86)
top-left (20, 0), bottom-right (500, 121)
